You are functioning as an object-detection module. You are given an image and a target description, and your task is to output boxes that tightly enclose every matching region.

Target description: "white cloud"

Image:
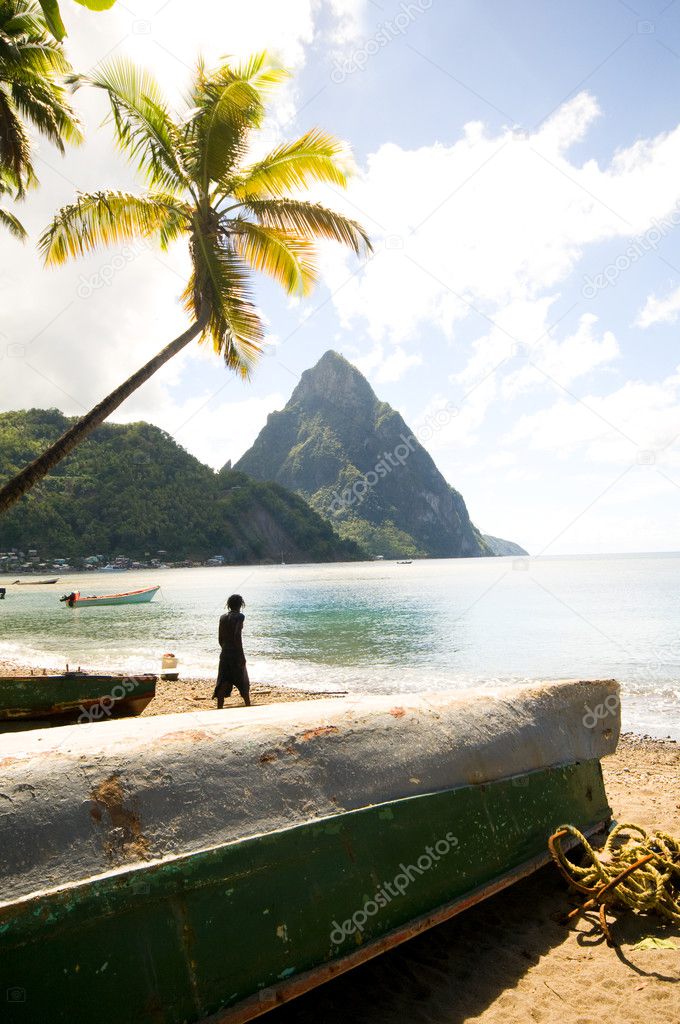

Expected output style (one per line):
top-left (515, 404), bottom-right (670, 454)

top-left (323, 91), bottom-right (680, 346)
top-left (505, 372), bottom-right (680, 466)
top-left (326, 0), bottom-right (366, 45)
top-left (503, 313), bottom-right (620, 397)
top-left (636, 283), bottom-right (680, 328)
top-left (353, 343), bottom-right (421, 383)
top-left (129, 391), bottom-right (286, 470)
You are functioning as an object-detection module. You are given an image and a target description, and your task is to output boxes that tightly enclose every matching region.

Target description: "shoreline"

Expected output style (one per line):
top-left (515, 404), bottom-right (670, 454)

top-left (2, 658), bottom-right (680, 728)
top-left (0, 658), bottom-right (346, 710)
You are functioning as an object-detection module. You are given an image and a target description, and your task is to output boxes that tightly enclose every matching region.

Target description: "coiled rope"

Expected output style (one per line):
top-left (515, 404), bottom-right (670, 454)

top-left (548, 823), bottom-right (680, 943)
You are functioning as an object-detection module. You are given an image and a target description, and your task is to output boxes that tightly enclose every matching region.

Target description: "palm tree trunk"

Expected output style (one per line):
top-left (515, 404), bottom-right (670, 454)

top-left (0, 311), bottom-right (210, 515)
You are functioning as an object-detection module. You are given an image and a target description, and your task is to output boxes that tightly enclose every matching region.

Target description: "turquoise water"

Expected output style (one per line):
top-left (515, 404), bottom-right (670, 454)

top-left (1, 554), bottom-right (679, 739)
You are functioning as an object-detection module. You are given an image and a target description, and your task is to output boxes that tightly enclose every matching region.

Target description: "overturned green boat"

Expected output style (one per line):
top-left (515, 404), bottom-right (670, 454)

top-left (0, 672), bottom-right (156, 725)
top-left (0, 680), bottom-right (619, 1022)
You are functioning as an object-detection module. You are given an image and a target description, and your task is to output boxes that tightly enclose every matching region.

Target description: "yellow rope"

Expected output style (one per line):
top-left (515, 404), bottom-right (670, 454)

top-left (549, 823), bottom-right (680, 939)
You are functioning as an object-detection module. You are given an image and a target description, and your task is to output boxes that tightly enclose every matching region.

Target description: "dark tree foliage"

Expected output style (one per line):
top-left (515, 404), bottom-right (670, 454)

top-left (0, 410), bottom-right (362, 563)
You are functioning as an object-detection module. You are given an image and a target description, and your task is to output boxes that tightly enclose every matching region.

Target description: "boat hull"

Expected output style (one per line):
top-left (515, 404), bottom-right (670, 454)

top-left (0, 674), bottom-right (157, 723)
top-left (0, 757), bottom-right (610, 1024)
top-left (68, 586), bottom-right (160, 607)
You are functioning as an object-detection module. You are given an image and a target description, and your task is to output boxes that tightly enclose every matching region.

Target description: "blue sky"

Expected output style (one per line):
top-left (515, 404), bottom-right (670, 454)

top-left (2, 0), bottom-right (680, 554)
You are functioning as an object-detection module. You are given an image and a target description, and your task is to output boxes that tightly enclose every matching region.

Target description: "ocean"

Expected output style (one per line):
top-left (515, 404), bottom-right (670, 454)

top-left (1, 553), bottom-right (679, 739)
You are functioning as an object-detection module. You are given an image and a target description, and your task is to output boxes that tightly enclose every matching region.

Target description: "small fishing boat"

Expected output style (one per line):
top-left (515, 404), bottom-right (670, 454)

top-left (13, 578), bottom-right (59, 585)
top-left (0, 672), bottom-right (156, 724)
top-left (0, 680), bottom-right (619, 1024)
top-left (60, 585), bottom-right (160, 607)
top-left (397, 560), bottom-right (413, 564)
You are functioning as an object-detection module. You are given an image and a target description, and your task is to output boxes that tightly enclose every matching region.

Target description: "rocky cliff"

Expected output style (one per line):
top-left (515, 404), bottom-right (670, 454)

top-left (236, 351), bottom-right (492, 559)
top-left (483, 535), bottom-right (529, 557)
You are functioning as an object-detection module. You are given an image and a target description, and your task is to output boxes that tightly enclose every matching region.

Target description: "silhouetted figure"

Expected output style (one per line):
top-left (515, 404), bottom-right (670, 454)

top-left (213, 594), bottom-right (251, 708)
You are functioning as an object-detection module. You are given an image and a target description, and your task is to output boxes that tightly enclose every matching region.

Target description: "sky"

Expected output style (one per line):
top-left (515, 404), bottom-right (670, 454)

top-left (2, 0), bottom-right (680, 555)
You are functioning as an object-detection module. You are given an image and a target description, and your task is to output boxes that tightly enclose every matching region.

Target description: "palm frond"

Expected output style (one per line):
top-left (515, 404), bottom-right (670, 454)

top-left (74, 58), bottom-right (185, 192)
top-left (231, 129), bottom-right (350, 199)
top-left (0, 203), bottom-right (27, 239)
top-left (39, 190), bottom-right (191, 264)
top-left (184, 51), bottom-right (288, 189)
top-left (36, 0), bottom-right (66, 39)
top-left (0, 40), bottom-right (72, 78)
top-left (37, 0), bottom-right (117, 41)
top-left (244, 197), bottom-right (372, 256)
top-left (2, 6), bottom-right (49, 39)
top-left (184, 232), bottom-right (264, 374)
top-left (0, 1), bottom-right (79, 189)
top-left (0, 84), bottom-right (33, 191)
top-left (230, 218), bottom-right (316, 296)
top-left (11, 79), bottom-right (82, 150)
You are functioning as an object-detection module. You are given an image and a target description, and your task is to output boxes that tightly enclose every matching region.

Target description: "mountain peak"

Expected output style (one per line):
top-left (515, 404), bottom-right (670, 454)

top-left (236, 352), bottom-right (492, 559)
top-left (292, 350), bottom-right (377, 411)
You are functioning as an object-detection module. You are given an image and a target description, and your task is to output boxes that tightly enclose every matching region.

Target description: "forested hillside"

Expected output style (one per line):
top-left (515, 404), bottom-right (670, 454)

top-left (0, 410), bottom-right (361, 563)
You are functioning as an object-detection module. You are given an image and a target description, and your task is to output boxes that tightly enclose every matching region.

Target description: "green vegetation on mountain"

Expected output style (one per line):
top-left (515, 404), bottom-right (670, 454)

top-left (482, 534), bottom-right (528, 557)
top-left (0, 409), bottom-right (361, 563)
top-left (236, 351), bottom-right (494, 559)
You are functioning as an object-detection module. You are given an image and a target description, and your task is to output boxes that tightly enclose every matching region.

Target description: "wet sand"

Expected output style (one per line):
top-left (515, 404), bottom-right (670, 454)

top-left (141, 675), bottom-right (348, 712)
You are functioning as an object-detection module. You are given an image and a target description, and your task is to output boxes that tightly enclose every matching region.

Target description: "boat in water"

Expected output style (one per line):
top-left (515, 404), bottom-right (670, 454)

top-left (0, 680), bottom-right (618, 1023)
top-left (12, 578), bottom-right (59, 585)
top-left (60, 585), bottom-right (160, 607)
top-left (0, 672), bottom-right (156, 725)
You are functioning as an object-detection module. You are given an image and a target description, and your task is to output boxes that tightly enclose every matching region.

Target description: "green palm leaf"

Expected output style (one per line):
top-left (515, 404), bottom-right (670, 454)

top-left (37, 0), bottom-right (116, 40)
top-left (186, 52), bottom-right (288, 190)
top-left (245, 197), bottom-right (372, 256)
top-left (74, 58), bottom-right (185, 193)
top-left (231, 218), bottom-right (317, 296)
top-left (0, 0), bottom-right (80, 223)
top-left (10, 79), bottom-right (83, 150)
top-left (39, 190), bottom-right (191, 263)
top-left (0, 202), bottom-right (26, 238)
top-left (232, 129), bottom-right (350, 199)
top-left (185, 234), bottom-right (264, 373)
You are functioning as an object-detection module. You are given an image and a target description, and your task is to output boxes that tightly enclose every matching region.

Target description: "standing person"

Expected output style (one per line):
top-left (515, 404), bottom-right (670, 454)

top-left (213, 594), bottom-right (251, 708)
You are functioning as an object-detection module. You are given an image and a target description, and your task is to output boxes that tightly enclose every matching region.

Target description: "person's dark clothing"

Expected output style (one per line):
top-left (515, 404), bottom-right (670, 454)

top-left (213, 611), bottom-right (250, 706)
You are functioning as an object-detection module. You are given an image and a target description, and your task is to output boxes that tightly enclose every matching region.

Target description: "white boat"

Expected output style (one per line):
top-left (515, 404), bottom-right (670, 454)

top-left (60, 585), bottom-right (160, 607)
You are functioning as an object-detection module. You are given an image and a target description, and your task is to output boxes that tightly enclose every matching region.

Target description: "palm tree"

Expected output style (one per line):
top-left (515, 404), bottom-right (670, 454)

top-left (0, 0), bottom-right (82, 235)
top-left (0, 52), bottom-right (372, 514)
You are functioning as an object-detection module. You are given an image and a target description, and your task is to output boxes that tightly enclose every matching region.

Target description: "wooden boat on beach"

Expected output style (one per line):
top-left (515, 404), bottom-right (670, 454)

top-left (0, 680), bottom-right (619, 1024)
top-left (60, 585), bottom-right (160, 607)
top-left (0, 672), bottom-right (157, 724)
top-left (12, 577), bottom-right (59, 585)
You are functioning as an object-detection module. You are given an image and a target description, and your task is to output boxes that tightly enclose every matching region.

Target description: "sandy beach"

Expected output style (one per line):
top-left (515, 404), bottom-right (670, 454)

top-left (1, 662), bottom-right (678, 1022)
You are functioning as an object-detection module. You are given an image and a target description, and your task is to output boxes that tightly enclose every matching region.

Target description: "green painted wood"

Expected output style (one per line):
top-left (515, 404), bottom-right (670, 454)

top-left (0, 759), bottom-right (610, 1023)
top-left (0, 674), bottom-right (156, 720)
